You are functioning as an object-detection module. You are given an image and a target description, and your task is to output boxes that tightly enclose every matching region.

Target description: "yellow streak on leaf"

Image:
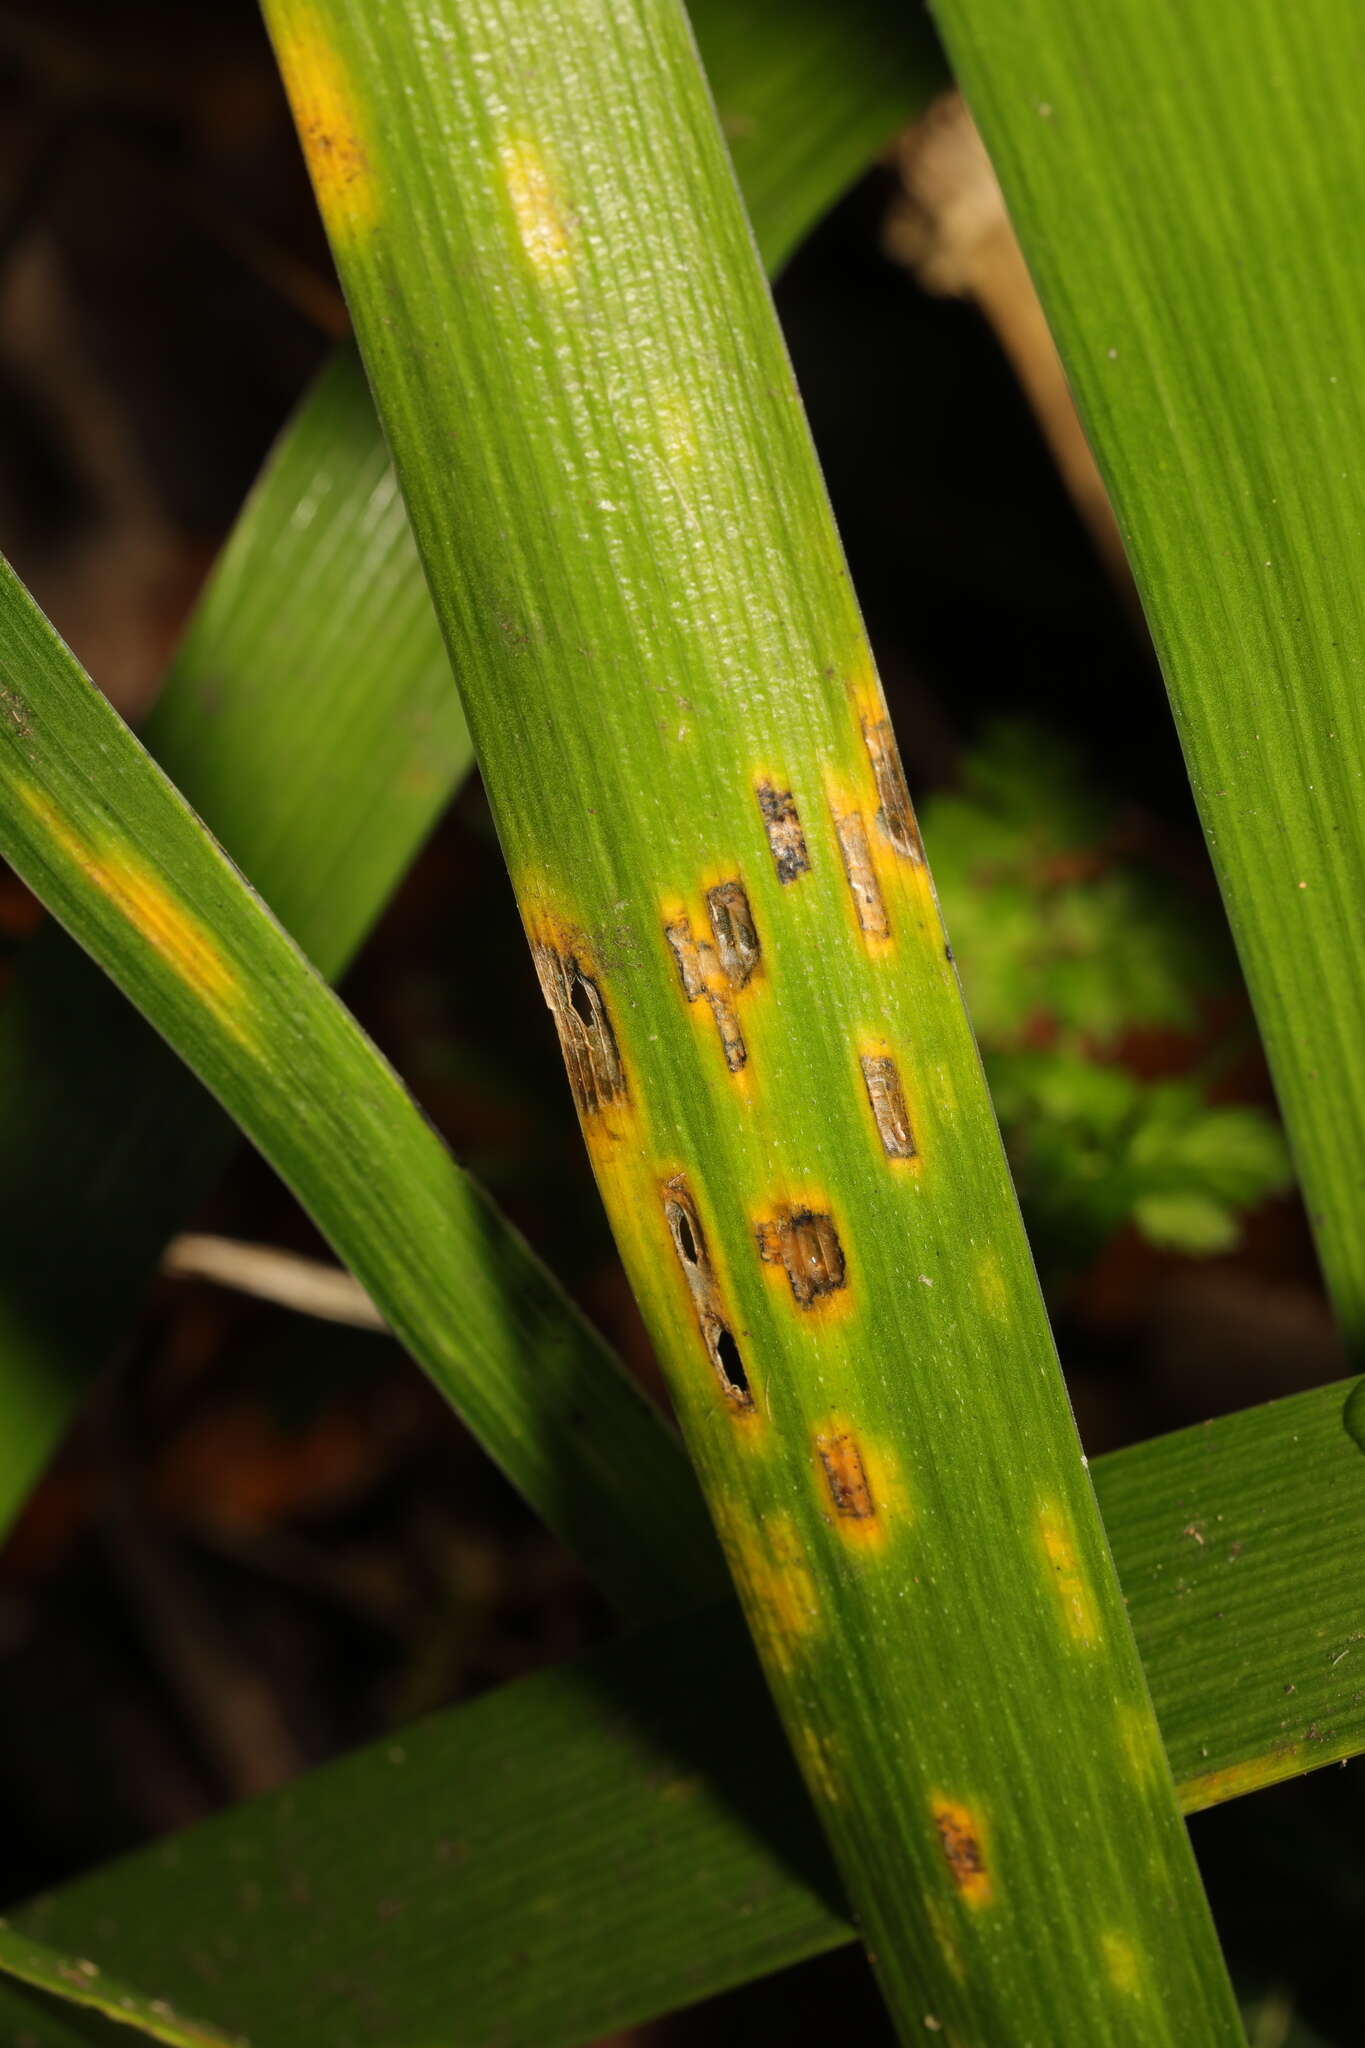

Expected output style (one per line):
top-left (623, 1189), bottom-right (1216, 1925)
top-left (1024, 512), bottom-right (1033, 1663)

top-left (793, 1722), bottom-right (842, 1806)
top-left (1038, 1500), bottom-right (1101, 1647)
top-left (1116, 1703), bottom-right (1161, 1786)
top-left (1178, 1747), bottom-right (1304, 1815)
top-left (274, 13), bottom-right (377, 237)
top-left (717, 1505), bottom-right (820, 1673)
top-left (19, 788), bottom-right (253, 1047)
top-left (498, 136), bottom-right (574, 280)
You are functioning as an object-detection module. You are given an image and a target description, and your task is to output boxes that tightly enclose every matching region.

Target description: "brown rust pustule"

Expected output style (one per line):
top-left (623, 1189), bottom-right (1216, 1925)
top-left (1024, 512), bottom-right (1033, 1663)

top-left (861, 1054), bottom-right (917, 1159)
top-left (705, 881), bottom-right (760, 988)
top-left (814, 1428), bottom-right (875, 1519)
top-left (755, 783), bottom-right (811, 883)
top-left (532, 943), bottom-right (626, 1116)
top-left (862, 716), bottom-right (925, 862)
top-left (834, 811), bottom-right (890, 939)
top-left (756, 1207), bottom-right (847, 1306)
top-left (662, 1177), bottom-right (754, 1411)
top-left (933, 1801), bottom-right (991, 1906)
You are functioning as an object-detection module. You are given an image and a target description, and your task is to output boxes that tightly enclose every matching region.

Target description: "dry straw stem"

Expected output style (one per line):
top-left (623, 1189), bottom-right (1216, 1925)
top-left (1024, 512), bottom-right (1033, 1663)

top-left (266, 0), bottom-right (1240, 2035)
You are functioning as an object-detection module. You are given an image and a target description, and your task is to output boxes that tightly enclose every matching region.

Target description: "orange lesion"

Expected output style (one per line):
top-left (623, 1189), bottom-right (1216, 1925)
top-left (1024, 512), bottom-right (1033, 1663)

top-left (810, 1414), bottom-right (906, 1550)
top-left (18, 787), bottom-right (253, 1046)
top-left (753, 1192), bottom-right (853, 1322)
top-left (1038, 1501), bottom-right (1101, 1648)
top-left (932, 1798), bottom-right (992, 1907)
top-left (273, 12), bottom-right (377, 236)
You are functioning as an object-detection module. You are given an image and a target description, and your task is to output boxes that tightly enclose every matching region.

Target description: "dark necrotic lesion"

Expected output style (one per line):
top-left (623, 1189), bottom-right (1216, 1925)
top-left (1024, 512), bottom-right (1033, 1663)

top-left (663, 1177), bottom-right (753, 1409)
top-left (532, 943), bottom-right (627, 1116)
top-left (833, 810), bottom-right (890, 938)
top-left (663, 883), bottom-right (760, 1074)
top-left (757, 1208), bottom-right (847, 1306)
top-left (862, 716), bottom-right (924, 863)
top-left (755, 783), bottom-right (811, 883)
top-left (861, 1054), bottom-right (917, 1159)
top-left (705, 880), bottom-right (760, 987)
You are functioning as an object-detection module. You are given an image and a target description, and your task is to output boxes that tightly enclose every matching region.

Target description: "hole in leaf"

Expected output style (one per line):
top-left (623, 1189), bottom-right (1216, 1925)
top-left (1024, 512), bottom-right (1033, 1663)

top-left (668, 1202), bottom-right (699, 1265)
top-left (711, 1324), bottom-right (750, 1402)
top-left (569, 969), bottom-right (595, 1028)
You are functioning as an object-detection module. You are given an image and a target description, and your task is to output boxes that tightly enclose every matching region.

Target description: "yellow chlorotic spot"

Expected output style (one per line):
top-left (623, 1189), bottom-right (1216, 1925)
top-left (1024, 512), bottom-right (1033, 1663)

top-left (498, 136), bottom-right (573, 280)
top-left (1038, 1501), bottom-right (1101, 1648)
top-left (1178, 1747), bottom-right (1301, 1815)
top-left (974, 1252), bottom-right (1008, 1319)
top-left (1100, 1932), bottom-right (1141, 1996)
top-left (932, 1798), bottom-right (991, 1908)
top-left (810, 1414), bottom-right (907, 1551)
top-left (718, 1506), bottom-right (820, 1673)
top-left (653, 384), bottom-right (699, 474)
top-left (273, 14), bottom-right (376, 236)
top-left (19, 788), bottom-right (252, 1046)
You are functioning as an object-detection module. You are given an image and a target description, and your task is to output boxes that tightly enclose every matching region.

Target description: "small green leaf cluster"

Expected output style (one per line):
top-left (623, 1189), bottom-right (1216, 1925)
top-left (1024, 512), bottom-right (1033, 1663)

top-left (924, 723), bottom-right (1293, 1266)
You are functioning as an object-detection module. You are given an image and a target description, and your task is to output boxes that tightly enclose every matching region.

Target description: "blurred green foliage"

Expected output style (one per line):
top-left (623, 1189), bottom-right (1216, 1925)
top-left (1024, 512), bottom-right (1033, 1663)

top-left (925, 724), bottom-right (1293, 1269)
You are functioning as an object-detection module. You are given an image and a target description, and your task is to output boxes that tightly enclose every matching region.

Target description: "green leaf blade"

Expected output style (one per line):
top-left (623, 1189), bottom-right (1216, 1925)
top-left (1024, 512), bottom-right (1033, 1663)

top-left (271, 0), bottom-right (1240, 2034)
top-left (0, 554), bottom-right (720, 1623)
top-left (929, 0), bottom-right (1365, 1353)
top-left (9, 1382), bottom-right (1364, 2048)
top-left (0, 0), bottom-right (933, 1547)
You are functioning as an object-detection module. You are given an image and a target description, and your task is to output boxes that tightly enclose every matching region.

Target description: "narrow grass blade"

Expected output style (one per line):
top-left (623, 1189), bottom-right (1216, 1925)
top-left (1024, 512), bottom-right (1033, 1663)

top-left (929, 0), bottom-right (1365, 1356)
top-left (0, 1926), bottom-right (239, 2048)
top-left (695, 0), bottom-right (943, 274)
top-left (8, 1381), bottom-right (1362, 2048)
top-left (0, 556), bottom-right (723, 1622)
top-left (268, 0), bottom-right (1240, 2034)
top-left (0, 343), bottom-right (460, 1525)
top-left (0, 2), bottom-right (936, 1542)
